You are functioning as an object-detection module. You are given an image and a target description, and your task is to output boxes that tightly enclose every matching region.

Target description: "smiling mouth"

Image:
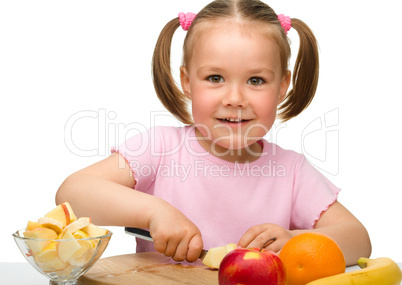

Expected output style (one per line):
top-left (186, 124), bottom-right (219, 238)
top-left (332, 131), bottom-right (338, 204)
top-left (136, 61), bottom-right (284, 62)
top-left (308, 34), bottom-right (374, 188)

top-left (218, 118), bottom-right (250, 123)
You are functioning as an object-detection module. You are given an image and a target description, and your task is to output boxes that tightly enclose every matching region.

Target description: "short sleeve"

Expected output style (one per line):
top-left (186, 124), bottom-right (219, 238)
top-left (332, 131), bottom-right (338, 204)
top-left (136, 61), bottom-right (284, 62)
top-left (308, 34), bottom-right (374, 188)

top-left (290, 155), bottom-right (340, 230)
top-left (111, 127), bottom-right (162, 192)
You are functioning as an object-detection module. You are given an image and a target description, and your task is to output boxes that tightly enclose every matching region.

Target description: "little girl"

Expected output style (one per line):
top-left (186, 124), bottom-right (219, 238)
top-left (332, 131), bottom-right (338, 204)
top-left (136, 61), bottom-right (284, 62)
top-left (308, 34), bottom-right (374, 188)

top-left (56, 0), bottom-right (371, 265)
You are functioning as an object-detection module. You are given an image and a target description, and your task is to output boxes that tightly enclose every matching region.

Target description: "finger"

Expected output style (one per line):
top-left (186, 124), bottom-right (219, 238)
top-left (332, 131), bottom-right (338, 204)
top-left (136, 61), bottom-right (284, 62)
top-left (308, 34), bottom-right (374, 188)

top-left (151, 232), bottom-right (167, 254)
top-left (267, 238), bottom-right (288, 253)
top-left (164, 238), bottom-right (180, 257)
top-left (247, 233), bottom-right (276, 249)
top-left (172, 237), bottom-right (190, 262)
top-left (238, 225), bottom-right (266, 248)
top-left (186, 233), bottom-right (203, 262)
top-left (153, 235), bottom-right (168, 255)
top-left (266, 242), bottom-right (282, 253)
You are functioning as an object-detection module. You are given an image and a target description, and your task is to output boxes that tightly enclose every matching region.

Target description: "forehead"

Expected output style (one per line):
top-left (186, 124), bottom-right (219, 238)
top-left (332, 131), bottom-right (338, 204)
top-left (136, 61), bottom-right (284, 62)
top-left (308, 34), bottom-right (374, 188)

top-left (197, 18), bottom-right (274, 37)
top-left (185, 19), bottom-right (281, 63)
top-left (188, 19), bottom-right (281, 68)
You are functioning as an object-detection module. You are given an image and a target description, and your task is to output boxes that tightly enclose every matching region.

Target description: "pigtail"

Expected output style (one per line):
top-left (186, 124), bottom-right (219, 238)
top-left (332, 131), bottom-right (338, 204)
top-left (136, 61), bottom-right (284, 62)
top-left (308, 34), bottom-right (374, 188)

top-left (152, 18), bottom-right (193, 125)
top-left (278, 18), bottom-right (319, 121)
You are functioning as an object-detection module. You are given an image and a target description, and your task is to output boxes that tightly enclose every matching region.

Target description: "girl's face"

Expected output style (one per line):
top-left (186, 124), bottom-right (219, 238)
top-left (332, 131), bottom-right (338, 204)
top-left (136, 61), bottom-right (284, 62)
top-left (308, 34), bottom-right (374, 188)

top-left (181, 21), bottom-right (290, 162)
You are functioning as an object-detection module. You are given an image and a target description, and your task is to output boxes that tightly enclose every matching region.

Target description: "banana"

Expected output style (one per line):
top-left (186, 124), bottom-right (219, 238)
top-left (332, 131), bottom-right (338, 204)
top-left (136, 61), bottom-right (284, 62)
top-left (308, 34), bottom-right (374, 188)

top-left (307, 257), bottom-right (402, 285)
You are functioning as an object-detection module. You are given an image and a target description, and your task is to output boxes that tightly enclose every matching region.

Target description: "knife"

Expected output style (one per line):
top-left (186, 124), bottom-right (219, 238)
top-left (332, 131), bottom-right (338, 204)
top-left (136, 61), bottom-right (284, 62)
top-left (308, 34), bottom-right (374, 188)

top-left (125, 227), bottom-right (208, 260)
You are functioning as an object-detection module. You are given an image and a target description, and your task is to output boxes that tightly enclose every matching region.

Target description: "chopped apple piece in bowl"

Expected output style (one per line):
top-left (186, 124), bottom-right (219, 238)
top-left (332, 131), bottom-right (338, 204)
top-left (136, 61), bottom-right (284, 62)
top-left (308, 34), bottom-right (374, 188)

top-left (26, 221), bottom-right (44, 230)
top-left (44, 201), bottom-right (77, 226)
top-left (12, 202), bottom-right (112, 284)
top-left (38, 217), bottom-right (64, 234)
top-left (23, 227), bottom-right (58, 254)
top-left (61, 217), bottom-right (91, 235)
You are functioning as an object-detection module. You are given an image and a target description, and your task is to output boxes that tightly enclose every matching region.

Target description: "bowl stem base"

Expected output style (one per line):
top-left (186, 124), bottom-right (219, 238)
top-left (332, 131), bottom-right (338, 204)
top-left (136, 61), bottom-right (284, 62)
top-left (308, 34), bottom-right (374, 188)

top-left (50, 280), bottom-right (77, 285)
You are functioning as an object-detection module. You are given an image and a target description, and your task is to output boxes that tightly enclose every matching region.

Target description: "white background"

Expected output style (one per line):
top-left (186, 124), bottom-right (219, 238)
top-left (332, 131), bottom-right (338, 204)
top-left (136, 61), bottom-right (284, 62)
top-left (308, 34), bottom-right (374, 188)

top-left (1, 0), bottom-right (401, 263)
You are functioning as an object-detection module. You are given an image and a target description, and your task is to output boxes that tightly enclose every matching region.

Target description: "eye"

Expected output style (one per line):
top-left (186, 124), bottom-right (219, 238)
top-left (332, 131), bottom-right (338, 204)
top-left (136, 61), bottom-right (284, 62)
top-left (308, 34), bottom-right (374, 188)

top-left (208, 75), bottom-right (224, 83)
top-left (248, 77), bottom-right (265, 86)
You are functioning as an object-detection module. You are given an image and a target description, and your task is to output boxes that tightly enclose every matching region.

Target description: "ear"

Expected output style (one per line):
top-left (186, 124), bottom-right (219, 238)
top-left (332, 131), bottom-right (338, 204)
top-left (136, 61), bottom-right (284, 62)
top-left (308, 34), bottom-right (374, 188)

top-left (278, 70), bottom-right (291, 105)
top-left (180, 65), bottom-right (192, 100)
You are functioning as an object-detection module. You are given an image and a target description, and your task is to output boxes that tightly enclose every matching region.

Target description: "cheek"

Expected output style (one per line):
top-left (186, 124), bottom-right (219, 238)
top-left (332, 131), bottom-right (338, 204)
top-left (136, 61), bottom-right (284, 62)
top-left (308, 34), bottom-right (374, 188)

top-left (255, 96), bottom-right (279, 121)
top-left (250, 100), bottom-right (279, 134)
top-left (190, 90), bottom-right (217, 121)
top-left (191, 96), bottom-right (206, 122)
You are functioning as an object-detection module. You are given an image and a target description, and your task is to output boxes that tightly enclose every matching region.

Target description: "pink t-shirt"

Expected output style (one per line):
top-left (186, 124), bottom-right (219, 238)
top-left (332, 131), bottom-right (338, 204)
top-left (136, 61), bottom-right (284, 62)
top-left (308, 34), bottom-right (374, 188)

top-left (113, 126), bottom-right (340, 252)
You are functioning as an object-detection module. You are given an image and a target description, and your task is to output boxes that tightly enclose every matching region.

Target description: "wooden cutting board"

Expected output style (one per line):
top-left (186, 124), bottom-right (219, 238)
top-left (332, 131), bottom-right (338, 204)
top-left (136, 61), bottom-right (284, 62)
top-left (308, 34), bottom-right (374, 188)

top-left (77, 252), bottom-right (219, 285)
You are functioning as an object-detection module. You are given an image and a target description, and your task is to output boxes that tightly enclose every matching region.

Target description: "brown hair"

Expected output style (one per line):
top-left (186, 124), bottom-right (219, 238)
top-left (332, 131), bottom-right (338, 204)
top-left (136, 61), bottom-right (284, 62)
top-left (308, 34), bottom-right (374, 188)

top-left (152, 0), bottom-right (319, 124)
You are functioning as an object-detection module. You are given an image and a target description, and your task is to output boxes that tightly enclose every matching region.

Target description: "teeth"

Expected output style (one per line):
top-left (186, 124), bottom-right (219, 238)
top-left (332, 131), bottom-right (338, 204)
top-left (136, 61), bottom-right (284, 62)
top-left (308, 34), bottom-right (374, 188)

top-left (224, 118), bottom-right (242, 122)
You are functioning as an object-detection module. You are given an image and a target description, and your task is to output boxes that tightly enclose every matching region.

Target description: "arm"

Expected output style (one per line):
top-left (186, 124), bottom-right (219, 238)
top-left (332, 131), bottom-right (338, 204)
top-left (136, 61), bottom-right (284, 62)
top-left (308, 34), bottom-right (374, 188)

top-left (238, 201), bottom-right (371, 266)
top-left (56, 153), bottom-right (203, 262)
top-left (56, 153), bottom-right (151, 227)
top-left (308, 201), bottom-right (371, 265)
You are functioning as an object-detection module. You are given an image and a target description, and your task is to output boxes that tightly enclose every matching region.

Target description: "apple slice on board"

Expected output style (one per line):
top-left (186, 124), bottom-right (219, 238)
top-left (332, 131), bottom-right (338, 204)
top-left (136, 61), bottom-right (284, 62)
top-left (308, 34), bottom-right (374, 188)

top-left (202, 243), bottom-right (237, 269)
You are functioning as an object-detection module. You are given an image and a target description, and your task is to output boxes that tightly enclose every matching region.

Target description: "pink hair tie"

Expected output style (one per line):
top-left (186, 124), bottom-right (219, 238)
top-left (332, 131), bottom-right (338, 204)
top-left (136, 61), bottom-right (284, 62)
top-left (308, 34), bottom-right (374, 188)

top-left (179, 12), bottom-right (197, 31)
top-left (278, 14), bottom-right (291, 34)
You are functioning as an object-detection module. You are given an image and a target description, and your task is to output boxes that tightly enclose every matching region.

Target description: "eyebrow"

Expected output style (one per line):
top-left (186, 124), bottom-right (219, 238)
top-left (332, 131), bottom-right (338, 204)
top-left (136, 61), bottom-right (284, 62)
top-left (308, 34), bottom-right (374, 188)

top-left (248, 68), bottom-right (276, 76)
top-left (197, 65), bottom-right (224, 75)
top-left (197, 66), bottom-right (276, 76)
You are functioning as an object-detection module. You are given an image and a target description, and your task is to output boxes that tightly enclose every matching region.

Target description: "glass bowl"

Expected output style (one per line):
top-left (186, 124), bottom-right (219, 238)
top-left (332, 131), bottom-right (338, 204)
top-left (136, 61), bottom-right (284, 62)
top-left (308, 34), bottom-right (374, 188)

top-left (12, 229), bottom-right (112, 285)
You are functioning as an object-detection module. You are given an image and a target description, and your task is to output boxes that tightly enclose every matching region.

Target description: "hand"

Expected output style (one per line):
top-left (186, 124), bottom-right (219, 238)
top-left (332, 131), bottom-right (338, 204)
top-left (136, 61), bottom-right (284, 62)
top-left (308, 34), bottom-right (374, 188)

top-left (238, 223), bottom-right (292, 253)
top-left (148, 199), bottom-right (203, 262)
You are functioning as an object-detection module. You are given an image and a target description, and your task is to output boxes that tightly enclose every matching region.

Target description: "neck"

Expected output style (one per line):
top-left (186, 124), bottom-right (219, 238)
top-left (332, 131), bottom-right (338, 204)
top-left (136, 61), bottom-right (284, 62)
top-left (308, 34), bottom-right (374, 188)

top-left (194, 128), bottom-right (262, 163)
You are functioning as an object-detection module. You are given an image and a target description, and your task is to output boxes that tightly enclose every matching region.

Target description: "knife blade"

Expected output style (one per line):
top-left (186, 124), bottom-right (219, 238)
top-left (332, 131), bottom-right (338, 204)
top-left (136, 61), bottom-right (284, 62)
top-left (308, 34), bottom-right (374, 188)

top-left (125, 227), bottom-right (208, 260)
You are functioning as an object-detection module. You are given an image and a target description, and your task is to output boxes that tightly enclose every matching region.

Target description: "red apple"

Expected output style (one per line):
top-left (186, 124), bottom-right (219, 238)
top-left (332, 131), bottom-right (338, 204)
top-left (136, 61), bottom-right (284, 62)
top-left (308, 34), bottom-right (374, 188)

top-left (218, 248), bottom-right (286, 285)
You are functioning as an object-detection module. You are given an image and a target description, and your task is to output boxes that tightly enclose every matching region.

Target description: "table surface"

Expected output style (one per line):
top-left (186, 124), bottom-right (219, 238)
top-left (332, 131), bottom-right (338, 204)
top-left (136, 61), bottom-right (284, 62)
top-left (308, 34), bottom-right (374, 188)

top-left (1, 258), bottom-right (401, 285)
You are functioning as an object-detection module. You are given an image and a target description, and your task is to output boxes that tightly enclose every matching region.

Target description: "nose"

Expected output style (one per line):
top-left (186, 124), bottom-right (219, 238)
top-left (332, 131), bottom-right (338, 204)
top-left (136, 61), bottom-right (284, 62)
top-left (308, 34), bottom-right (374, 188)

top-left (222, 85), bottom-right (247, 108)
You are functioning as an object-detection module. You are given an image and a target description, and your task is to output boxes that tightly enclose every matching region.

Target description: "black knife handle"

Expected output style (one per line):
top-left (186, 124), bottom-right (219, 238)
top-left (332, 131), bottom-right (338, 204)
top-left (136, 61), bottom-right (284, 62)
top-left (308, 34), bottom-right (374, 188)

top-left (125, 227), bottom-right (154, 242)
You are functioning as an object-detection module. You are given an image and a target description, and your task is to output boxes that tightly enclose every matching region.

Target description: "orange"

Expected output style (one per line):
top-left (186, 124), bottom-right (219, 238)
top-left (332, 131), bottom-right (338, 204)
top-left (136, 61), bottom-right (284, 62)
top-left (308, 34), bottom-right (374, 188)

top-left (278, 232), bottom-right (345, 285)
